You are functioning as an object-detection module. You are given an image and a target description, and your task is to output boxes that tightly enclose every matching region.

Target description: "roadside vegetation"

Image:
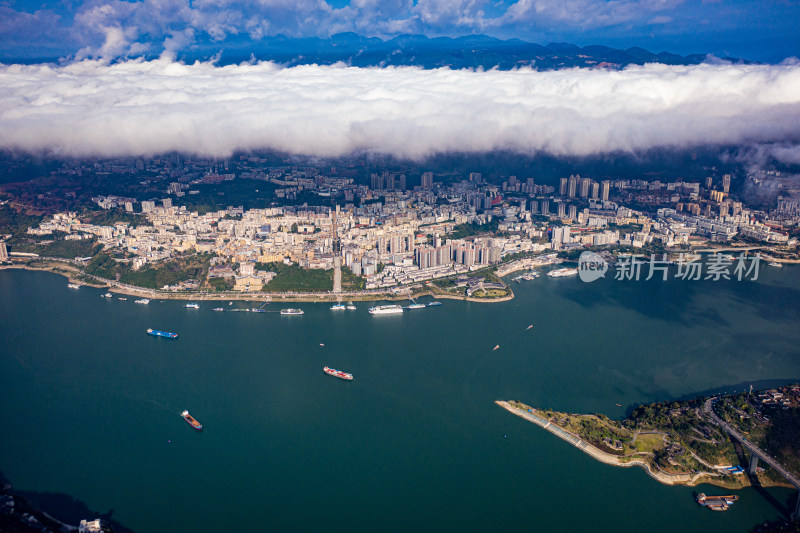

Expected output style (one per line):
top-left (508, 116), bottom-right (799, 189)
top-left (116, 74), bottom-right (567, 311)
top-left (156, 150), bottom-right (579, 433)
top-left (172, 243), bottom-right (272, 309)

top-left (258, 261), bottom-right (333, 292)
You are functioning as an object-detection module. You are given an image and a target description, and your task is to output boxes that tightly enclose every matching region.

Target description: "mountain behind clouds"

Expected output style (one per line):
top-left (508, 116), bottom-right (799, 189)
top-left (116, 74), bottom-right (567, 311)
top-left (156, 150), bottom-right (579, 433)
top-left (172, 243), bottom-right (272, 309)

top-left (190, 33), bottom-right (727, 70)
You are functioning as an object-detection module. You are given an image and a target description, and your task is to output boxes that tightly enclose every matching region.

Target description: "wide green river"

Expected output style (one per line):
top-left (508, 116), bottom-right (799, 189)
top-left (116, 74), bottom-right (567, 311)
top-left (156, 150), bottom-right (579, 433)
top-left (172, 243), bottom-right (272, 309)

top-left (1, 267), bottom-right (798, 532)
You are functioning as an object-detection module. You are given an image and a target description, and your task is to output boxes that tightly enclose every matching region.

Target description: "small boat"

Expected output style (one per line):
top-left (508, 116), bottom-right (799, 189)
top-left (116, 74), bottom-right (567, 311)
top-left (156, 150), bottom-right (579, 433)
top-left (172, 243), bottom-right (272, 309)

top-left (319, 343), bottom-right (325, 346)
top-left (102, 292), bottom-right (112, 298)
top-left (135, 298), bottom-right (150, 304)
top-left (185, 303), bottom-right (200, 309)
top-left (181, 410), bottom-right (203, 430)
top-left (768, 261), bottom-right (783, 267)
top-left (493, 345), bottom-right (500, 351)
top-left (324, 366), bottom-right (353, 380)
top-left (228, 301), bottom-right (233, 305)
top-left (331, 304), bottom-right (346, 310)
top-left (118, 297), bottom-right (127, 301)
top-left (280, 308), bottom-right (304, 315)
top-left (212, 307), bottom-right (224, 312)
top-left (526, 324), bottom-right (533, 330)
top-left (147, 328), bottom-right (178, 339)
top-left (427, 301), bottom-right (442, 307)
top-left (67, 283), bottom-right (80, 289)
top-left (615, 403), bottom-right (622, 407)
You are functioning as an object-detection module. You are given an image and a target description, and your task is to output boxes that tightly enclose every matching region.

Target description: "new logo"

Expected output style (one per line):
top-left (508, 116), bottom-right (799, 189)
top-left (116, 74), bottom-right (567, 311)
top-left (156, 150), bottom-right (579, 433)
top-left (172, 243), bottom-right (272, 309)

top-left (578, 251), bottom-right (608, 283)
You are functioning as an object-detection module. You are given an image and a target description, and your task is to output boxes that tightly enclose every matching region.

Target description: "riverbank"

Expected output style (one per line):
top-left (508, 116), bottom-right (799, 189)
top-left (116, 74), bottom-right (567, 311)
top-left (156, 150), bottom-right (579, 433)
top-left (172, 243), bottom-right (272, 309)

top-left (0, 259), bottom-right (515, 304)
top-left (496, 400), bottom-right (790, 490)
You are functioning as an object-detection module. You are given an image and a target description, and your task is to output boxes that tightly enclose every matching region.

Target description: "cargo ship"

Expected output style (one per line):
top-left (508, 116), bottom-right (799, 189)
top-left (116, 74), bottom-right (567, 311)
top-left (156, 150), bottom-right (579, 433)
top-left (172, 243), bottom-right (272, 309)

top-left (181, 410), bottom-right (203, 430)
top-left (147, 328), bottom-right (178, 339)
top-left (368, 304), bottom-right (404, 315)
top-left (324, 366), bottom-right (353, 380)
top-left (547, 268), bottom-right (578, 278)
top-left (280, 308), bottom-right (304, 315)
top-left (696, 493), bottom-right (738, 511)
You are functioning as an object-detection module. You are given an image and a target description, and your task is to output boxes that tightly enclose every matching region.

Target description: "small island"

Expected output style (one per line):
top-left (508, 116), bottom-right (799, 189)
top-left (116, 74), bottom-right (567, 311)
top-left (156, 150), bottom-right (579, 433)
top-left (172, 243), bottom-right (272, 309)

top-left (499, 384), bottom-right (800, 492)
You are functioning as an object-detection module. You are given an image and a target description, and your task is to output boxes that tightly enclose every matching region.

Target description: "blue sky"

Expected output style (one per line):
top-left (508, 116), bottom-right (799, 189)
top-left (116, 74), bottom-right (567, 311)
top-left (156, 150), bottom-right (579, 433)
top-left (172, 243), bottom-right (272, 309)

top-left (1, 0), bottom-right (798, 61)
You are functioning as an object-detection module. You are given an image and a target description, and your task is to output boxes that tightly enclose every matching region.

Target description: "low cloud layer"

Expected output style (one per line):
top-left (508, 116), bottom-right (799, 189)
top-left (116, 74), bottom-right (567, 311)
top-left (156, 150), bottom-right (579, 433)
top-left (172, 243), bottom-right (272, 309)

top-left (1, 59), bottom-right (800, 160)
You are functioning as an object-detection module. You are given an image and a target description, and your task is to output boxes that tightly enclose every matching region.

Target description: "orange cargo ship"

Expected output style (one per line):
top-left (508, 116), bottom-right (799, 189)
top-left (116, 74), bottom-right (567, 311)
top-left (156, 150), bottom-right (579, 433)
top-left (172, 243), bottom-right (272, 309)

top-left (181, 410), bottom-right (203, 430)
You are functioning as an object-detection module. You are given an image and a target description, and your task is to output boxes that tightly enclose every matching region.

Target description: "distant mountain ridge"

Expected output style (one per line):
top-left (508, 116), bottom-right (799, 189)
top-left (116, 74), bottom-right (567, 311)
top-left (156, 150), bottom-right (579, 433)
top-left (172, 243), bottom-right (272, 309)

top-left (191, 33), bottom-right (738, 70)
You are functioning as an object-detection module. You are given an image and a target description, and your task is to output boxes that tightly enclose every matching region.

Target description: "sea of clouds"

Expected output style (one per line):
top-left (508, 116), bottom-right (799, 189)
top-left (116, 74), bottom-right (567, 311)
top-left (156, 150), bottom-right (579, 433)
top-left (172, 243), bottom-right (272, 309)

top-left (1, 59), bottom-right (800, 161)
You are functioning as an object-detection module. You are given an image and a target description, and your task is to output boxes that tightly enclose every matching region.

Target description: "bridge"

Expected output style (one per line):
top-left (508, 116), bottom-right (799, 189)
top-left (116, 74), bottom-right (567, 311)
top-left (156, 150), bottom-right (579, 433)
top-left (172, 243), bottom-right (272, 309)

top-left (703, 398), bottom-right (800, 519)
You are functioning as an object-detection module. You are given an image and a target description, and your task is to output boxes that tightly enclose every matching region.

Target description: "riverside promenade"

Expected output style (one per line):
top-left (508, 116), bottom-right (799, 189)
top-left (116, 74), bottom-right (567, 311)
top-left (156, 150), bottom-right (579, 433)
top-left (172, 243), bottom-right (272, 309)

top-left (497, 401), bottom-right (708, 486)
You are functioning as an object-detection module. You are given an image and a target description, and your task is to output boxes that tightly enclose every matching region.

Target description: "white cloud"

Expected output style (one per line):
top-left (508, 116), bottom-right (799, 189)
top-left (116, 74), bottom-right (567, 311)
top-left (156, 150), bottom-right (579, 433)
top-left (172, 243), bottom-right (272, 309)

top-left (0, 59), bottom-right (799, 160)
top-left (497, 0), bottom-right (684, 29)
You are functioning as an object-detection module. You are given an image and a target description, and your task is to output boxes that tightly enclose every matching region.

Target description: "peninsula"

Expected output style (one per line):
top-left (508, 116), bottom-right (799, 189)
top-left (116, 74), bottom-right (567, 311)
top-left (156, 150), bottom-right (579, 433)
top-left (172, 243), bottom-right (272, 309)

top-left (498, 384), bottom-right (800, 494)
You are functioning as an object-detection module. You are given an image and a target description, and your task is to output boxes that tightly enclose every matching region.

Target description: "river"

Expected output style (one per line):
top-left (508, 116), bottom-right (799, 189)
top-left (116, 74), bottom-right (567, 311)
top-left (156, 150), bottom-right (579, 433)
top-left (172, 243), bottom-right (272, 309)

top-left (0, 267), bottom-right (798, 532)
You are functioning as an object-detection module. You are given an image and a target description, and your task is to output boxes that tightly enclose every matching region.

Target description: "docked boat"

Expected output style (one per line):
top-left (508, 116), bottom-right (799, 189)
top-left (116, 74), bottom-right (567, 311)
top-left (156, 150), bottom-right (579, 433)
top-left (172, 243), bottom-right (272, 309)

top-left (427, 301), bottom-right (442, 307)
top-left (147, 328), bottom-right (178, 339)
top-left (280, 308), bottom-right (304, 315)
top-left (118, 297), bottom-right (127, 301)
top-left (406, 303), bottom-right (426, 310)
top-left (323, 366), bottom-right (353, 380)
top-left (547, 268), bottom-right (578, 278)
top-left (135, 298), bottom-right (150, 304)
top-left (368, 304), bottom-right (404, 315)
top-left (768, 261), bottom-right (783, 267)
top-left (67, 283), bottom-right (80, 289)
top-left (185, 303), bottom-right (200, 309)
top-left (346, 302), bottom-right (357, 310)
top-left (696, 493), bottom-right (738, 511)
top-left (102, 292), bottom-right (112, 298)
top-left (513, 271), bottom-right (540, 282)
top-left (330, 304), bottom-right (346, 310)
top-left (181, 410), bottom-right (203, 430)
top-left (212, 307), bottom-right (224, 312)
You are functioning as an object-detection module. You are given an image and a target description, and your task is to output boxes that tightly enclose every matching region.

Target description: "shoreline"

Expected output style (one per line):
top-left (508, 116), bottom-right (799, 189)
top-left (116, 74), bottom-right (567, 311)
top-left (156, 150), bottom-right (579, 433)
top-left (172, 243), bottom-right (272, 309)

top-left (495, 400), bottom-right (790, 490)
top-left (0, 260), bottom-right (515, 304)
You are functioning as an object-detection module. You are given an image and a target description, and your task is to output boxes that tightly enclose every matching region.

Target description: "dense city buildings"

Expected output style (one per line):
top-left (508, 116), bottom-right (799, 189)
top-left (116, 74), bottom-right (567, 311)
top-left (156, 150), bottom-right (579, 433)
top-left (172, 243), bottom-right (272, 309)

top-left (5, 154), bottom-right (796, 295)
